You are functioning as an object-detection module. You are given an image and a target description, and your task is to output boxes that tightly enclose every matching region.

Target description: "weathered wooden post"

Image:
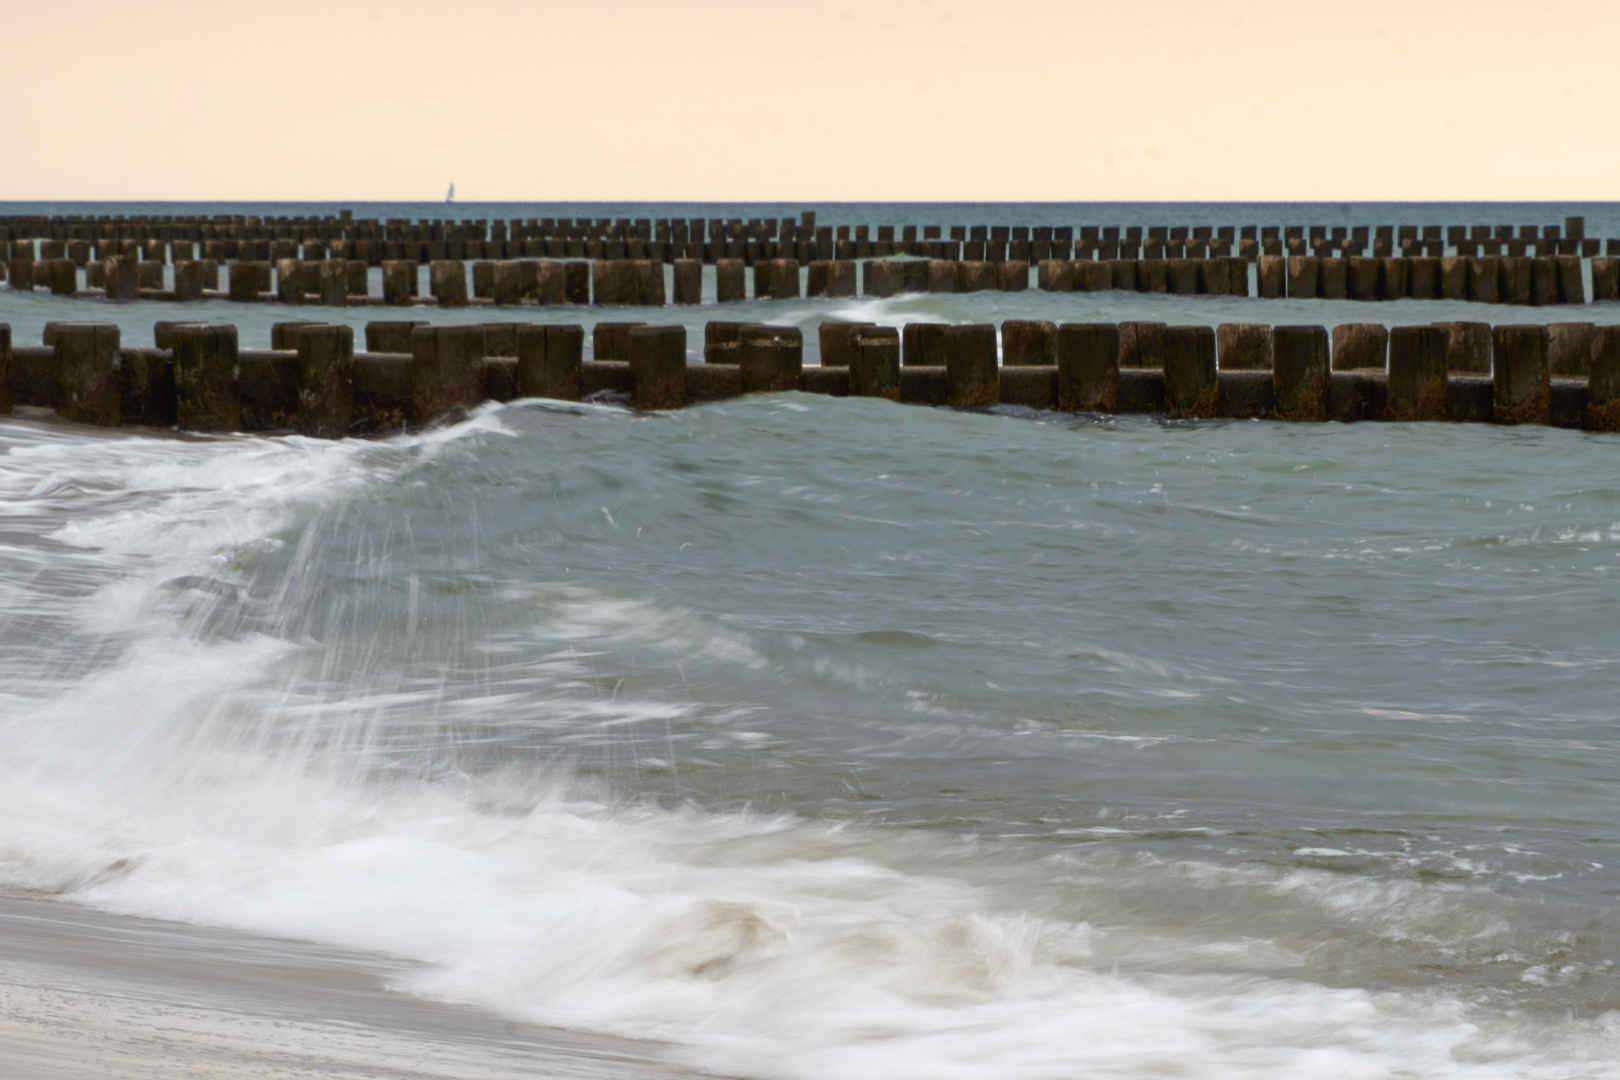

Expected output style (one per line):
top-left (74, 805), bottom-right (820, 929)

top-left (1407, 257), bottom-right (1439, 299)
top-left (382, 260), bottom-right (416, 305)
top-left (849, 327), bottom-right (901, 400)
top-left (627, 325), bottom-right (688, 410)
top-left (672, 259), bottom-right (702, 304)
top-left (106, 256), bottom-right (139, 301)
top-left (997, 261), bottom-right (1028, 291)
top-left (1492, 325), bottom-right (1550, 425)
top-left (1286, 256), bottom-right (1318, 299)
top-left (46, 259), bottom-right (77, 296)
top-left (1587, 325), bottom-right (1620, 430)
top-left (491, 261), bottom-right (523, 305)
top-left (1056, 323), bottom-right (1119, 411)
top-left (430, 260), bottom-right (468, 306)
top-left (173, 324), bottom-right (241, 432)
top-left (317, 259), bottom-right (348, 306)
top-left (563, 261), bottom-right (590, 304)
top-left (1378, 257), bottom-right (1407, 300)
top-left (0, 323), bottom-right (10, 415)
top-left (1216, 324), bottom-right (1273, 370)
top-left (1332, 324), bottom-right (1388, 371)
top-left (1496, 256), bottom-right (1532, 305)
top-left (1257, 255), bottom-right (1285, 298)
top-left (1120, 321), bottom-right (1166, 367)
top-left (1387, 325), bottom-right (1449, 421)
top-left (54, 322), bottom-right (122, 426)
top-left (295, 323), bottom-right (354, 438)
top-left (1317, 257), bottom-right (1347, 300)
top-left (1468, 256), bottom-right (1500, 304)
top-left (366, 320), bottom-right (426, 354)
top-left (1528, 258), bottom-right (1558, 306)
top-left (7, 259), bottom-right (34, 293)
top-left (1547, 322), bottom-right (1596, 377)
top-left (410, 324), bottom-right (487, 421)
top-left (593, 321), bottom-right (648, 361)
top-left (1439, 257), bottom-right (1469, 300)
top-left (634, 260), bottom-right (666, 306)
top-left (716, 258), bottom-right (746, 302)
top-left (1437, 322), bottom-right (1492, 373)
top-left (826, 260), bottom-right (858, 297)
top-left (276, 258), bottom-right (305, 304)
top-left (818, 321), bottom-right (876, 367)
top-left (1002, 320), bottom-right (1057, 366)
top-left (173, 260), bottom-right (203, 302)
top-left (1590, 257), bottom-right (1619, 302)
top-left (1347, 257), bottom-right (1379, 301)
top-left (516, 324), bottom-right (584, 399)
top-left (1164, 326), bottom-right (1217, 416)
top-left (739, 325), bottom-right (803, 393)
top-left (1557, 255), bottom-right (1585, 305)
top-left (944, 324), bottom-right (998, 407)
top-left (1272, 325), bottom-right (1329, 420)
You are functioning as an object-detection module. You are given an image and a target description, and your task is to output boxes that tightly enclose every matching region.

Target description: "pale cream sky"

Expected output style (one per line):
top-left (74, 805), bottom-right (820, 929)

top-left (5, 0), bottom-right (1616, 201)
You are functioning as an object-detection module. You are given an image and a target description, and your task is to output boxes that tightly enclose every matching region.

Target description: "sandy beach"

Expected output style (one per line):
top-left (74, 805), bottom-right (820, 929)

top-left (0, 894), bottom-right (704, 1080)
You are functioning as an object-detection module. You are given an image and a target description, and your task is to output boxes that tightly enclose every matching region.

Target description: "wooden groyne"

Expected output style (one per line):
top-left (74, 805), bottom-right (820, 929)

top-left (4, 213), bottom-right (1618, 307)
top-left (4, 317), bottom-right (1617, 434)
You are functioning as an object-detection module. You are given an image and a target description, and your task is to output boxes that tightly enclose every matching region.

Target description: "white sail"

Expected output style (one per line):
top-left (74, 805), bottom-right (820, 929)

top-left (446, 181), bottom-right (456, 203)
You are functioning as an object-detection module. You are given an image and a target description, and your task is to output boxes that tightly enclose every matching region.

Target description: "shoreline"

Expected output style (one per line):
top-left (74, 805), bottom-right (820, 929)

top-left (0, 892), bottom-right (707, 1080)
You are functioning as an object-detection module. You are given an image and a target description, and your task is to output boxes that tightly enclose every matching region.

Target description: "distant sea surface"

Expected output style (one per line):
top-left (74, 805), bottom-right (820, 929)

top-left (2, 203), bottom-right (1619, 1078)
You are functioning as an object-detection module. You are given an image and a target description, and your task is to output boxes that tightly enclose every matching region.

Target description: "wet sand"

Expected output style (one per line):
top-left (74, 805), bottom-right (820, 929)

top-left (0, 893), bottom-right (707, 1080)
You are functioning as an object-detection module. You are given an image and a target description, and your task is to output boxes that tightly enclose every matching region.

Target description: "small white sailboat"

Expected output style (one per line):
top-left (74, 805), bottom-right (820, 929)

top-left (446, 181), bottom-right (456, 204)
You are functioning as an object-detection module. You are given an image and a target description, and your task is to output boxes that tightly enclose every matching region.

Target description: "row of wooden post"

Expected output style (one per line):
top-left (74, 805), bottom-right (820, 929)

top-left (10, 254), bottom-right (1620, 308)
top-left (3, 317), bottom-right (1618, 436)
top-left (0, 213), bottom-right (1598, 258)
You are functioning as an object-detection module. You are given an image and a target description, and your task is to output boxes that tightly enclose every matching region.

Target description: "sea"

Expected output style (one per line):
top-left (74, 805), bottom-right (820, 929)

top-left (2, 201), bottom-right (1620, 1079)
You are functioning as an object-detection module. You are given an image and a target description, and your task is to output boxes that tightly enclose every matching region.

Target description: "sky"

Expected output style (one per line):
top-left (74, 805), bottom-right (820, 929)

top-left (5, 0), bottom-right (1616, 201)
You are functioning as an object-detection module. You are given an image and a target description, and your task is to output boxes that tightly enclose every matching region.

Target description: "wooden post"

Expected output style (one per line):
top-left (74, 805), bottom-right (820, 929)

top-left (1332, 324), bottom-right (1388, 371)
top-left (627, 325), bottom-right (688, 410)
top-left (1001, 320), bottom-right (1057, 366)
top-left (1257, 256), bottom-right (1285, 298)
top-left (944, 324), bottom-right (998, 407)
top-left (1272, 325), bottom-right (1329, 420)
top-left (672, 259), bottom-right (702, 304)
top-left (1436, 322), bottom-right (1492, 373)
top-left (817, 322), bottom-right (876, 367)
top-left (410, 324), bottom-right (487, 421)
top-left (1387, 325), bottom-right (1449, 421)
top-left (1215, 324), bottom-right (1273, 370)
top-left (716, 258), bottom-right (746, 302)
top-left (173, 324), bottom-right (242, 432)
top-left (849, 327), bottom-right (901, 400)
top-left (1163, 326), bottom-right (1217, 416)
top-left (1492, 325), bottom-right (1550, 425)
top-left (382, 260), bottom-right (416, 305)
top-left (739, 325), bottom-right (803, 393)
top-left (430, 260), bottom-right (468, 306)
top-left (1056, 323), bottom-right (1119, 411)
top-left (1586, 325), bottom-right (1620, 430)
top-left (1286, 256), bottom-right (1318, 299)
top-left (295, 323), bottom-right (354, 438)
top-left (0, 323), bottom-right (10, 415)
top-left (516, 324), bottom-right (584, 399)
top-left (53, 322), bottom-right (122, 426)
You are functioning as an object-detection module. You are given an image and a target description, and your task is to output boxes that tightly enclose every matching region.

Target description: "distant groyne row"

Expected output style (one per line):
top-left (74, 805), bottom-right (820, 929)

top-left (5, 252), bottom-right (1618, 309)
top-left (1, 212), bottom-right (1609, 263)
top-left (4, 212), bottom-right (1620, 308)
top-left (3, 317), bottom-right (1616, 435)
